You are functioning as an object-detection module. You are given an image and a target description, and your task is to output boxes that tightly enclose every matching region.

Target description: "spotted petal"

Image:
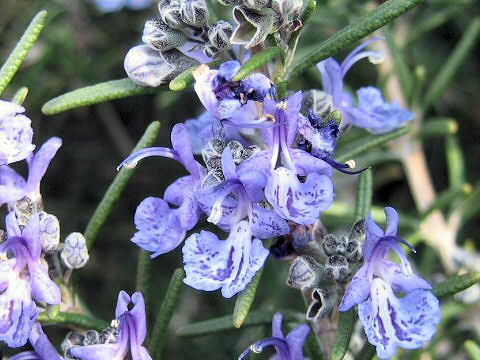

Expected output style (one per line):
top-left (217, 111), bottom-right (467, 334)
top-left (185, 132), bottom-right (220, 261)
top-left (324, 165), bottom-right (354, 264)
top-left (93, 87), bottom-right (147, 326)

top-left (358, 278), bottom-right (441, 359)
top-left (249, 205), bottom-right (290, 239)
top-left (265, 167), bottom-right (334, 225)
top-left (339, 263), bottom-right (371, 311)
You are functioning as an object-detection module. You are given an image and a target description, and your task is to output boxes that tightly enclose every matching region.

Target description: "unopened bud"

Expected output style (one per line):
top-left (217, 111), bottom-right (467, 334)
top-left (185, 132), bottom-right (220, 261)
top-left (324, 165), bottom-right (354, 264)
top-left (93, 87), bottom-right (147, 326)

top-left (306, 288), bottom-right (339, 321)
top-left (204, 44), bottom-right (219, 59)
top-left (13, 196), bottom-right (42, 226)
top-left (82, 330), bottom-right (100, 346)
top-left (38, 211), bottom-right (60, 252)
top-left (231, 7), bottom-right (274, 48)
top-left (142, 19), bottom-right (187, 51)
top-left (287, 255), bottom-right (321, 290)
top-left (243, 0), bottom-right (271, 9)
top-left (325, 255), bottom-right (350, 282)
top-left (61, 232), bottom-right (89, 269)
top-left (159, 0), bottom-right (183, 29)
top-left (180, 0), bottom-right (209, 27)
top-left (208, 21), bottom-right (233, 50)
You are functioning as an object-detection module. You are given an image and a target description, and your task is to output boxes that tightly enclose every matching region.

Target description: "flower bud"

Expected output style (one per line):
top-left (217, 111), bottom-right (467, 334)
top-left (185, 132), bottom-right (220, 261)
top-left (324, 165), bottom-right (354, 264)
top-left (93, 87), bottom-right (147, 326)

top-left (62, 331), bottom-right (84, 358)
top-left (231, 6), bottom-right (274, 48)
top-left (346, 239), bottom-right (362, 263)
top-left (124, 45), bottom-right (198, 87)
top-left (271, 0), bottom-right (303, 18)
top-left (142, 19), bottom-right (187, 51)
top-left (321, 234), bottom-right (337, 257)
top-left (306, 288), bottom-right (339, 321)
top-left (13, 196), bottom-right (42, 227)
top-left (286, 255), bottom-right (321, 290)
top-left (208, 21), bottom-right (233, 50)
top-left (159, 0), bottom-right (183, 29)
top-left (243, 0), bottom-right (271, 9)
top-left (100, 326), bottom-right (119, 344)
top-left (61, 232), bottom-right (89, 269)
top-left (83, 330), bottom-right (101, 345)
top-left (204, 44), bottom-right (220, 59)
top-left (180, 0), bottom-right (209, 27)
top-left (38, 211), bottom-right (60, 252)
top-left (324, 255), bottom-right (350, 282)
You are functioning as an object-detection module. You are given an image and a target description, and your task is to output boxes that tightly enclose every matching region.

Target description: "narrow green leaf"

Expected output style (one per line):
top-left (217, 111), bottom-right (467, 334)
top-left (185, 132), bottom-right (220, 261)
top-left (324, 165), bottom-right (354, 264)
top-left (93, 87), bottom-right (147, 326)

top-left (420, 184), bottom-right (471, 220)
top-left (0, 10), bottom-right (48, 96)
top-left (450, 183), bottom-right (480, 226)
top-left (336, 126), bottom-right (410, 163)
top-left (136, 249), bottom-right (153, 298)
top-left (38, 311), bottom-right (108, 331)
top-left (84, 121), bottom-right (161, 248)
top-left (409, 65), bottom-right (426, 107)
top-left (357, 342), bottom-right (376, 360)
top-left (354, 169), bottom-right (373, 221)
top-left (169, 60), bottom-right (223, 91)
top-left (233, 47), bottom-right (285, 81)
top-left (331, 309), bottom-right (356, 360)
top-left (305, 324), bottom-right (325, 360)
top-left (446, 135), bottom-right (466, 189)
top-left (417, 118), bottom-right (458, 138)
top-left (384, 26), bottom-right (413, 96)
top-left (289, 0), bottom-right (423, 79)
top-left (424, 17), bottom-right (480, 109)
top-left (465, 340), bottom-right (480, 360)
top-left (300, 0), bottom-right (316, 25)
top-left (42, 78), bottom-right (154, 115)
top-left (148, 268), bottom-right (185, 359)
top-left (176, 310), bottom-right (304, 338)
top-left (233, 268), bottom-right (264, 328)
top-left (11, 87), bottom-right (29, 105)
top-left (433, 272), bottom-right (480, 298)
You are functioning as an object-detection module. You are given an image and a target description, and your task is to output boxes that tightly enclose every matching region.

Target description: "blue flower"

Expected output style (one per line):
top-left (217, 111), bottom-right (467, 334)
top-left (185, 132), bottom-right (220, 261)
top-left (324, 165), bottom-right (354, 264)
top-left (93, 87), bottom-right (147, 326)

top-left (0, 100), bottom-right (35, 166)
top-left (239, 312), bottom-right (310, 360)
top-left (1, 212), bottom-right (61, 305)
top-left (340, 207), bottom-right (441, 359)
top-left (0, 137), bottom-right (62, 208)
top-left (317, 38), bottom-right (414, 134)
top-left (119, 124), bottom-right (205, 257)
top-left (70, 291), bottom-right (152, 360)
top-left (94, 0), bottom-right (153, 13)
top-left (193, 61), bottom-right (271, 122)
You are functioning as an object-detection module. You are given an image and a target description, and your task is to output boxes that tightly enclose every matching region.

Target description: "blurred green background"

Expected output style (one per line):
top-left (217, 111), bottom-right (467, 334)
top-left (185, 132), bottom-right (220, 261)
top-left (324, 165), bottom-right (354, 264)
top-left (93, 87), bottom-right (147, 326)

top-left (0, 0), bottom-right (479, 358)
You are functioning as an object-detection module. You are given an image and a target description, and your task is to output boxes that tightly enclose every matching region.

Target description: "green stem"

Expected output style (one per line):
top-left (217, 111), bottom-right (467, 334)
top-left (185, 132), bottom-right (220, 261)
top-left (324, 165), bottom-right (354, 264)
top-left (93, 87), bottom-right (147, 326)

top-left (38, 311), bottom-right (108, 331)
top-left (148, 268), bottom-right (185, 359)
top-left (136, 250), bottom-right (153, 300)
top-left (354, 169), bottom-right (373, 221)
top-left (84, 121), bottom-right (161, 248)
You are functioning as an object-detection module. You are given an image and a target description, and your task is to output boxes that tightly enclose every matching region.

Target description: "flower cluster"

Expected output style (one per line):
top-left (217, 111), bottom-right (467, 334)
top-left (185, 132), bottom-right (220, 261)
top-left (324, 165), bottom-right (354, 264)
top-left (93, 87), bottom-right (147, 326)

top-left (0, 99), bottom-right (91, 353)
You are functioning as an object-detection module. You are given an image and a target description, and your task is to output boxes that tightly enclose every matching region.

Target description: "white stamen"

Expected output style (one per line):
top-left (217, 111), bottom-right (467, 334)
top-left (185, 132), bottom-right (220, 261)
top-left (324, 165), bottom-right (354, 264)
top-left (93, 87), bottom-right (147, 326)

top-left (369, 53), bottom-right (385, 64)
top-left (207, 202), bottom-right (224, 225)
top-left (276, 101), bottom-right (288, 110)
top-left (111, 319), bottom-right (120, 328)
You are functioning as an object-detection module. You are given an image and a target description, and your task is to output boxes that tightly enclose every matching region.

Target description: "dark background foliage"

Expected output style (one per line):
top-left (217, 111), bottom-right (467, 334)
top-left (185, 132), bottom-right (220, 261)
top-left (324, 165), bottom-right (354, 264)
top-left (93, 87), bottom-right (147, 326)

top-left (0, 0), bottom-right (479, 358)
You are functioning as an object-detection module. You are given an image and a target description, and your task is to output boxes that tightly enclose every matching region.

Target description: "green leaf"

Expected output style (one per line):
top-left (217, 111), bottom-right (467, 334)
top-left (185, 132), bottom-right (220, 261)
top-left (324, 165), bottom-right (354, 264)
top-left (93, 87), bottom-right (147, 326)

top-left (42, 78), bottom-right (154, 115)
top-left (169, 60), bottom-right (223, 91)
top-left (465, 340), bottom-right (480, 360)
top-left (331, 309), bottom-right (357, 360)
top-left (288, 0), bottom-right (423, 79)
top-left (433, 272), bottom-right (480, 298)
top-left (424, 17), bottom-right (480, 109)
top-left (0, 10), bottom-right (48, 96)
top-left (136, 249), bottom-right (153, 299)
top-left (446, 135), bottom-right (466, 189)
top-left (233, 268), bottom-right (264, 328)
top-left (176, 310), bottom-right (304, 338)
top-left (148, 268), bottom-right (185, 360)
top-left (233, 47), bottom-right (285, 81)
top-left (11, 87), bottom-right (29, 105)
top-left (420, 184), bottom-right (471, 220)
top-left (354, 169), bottom-right (373, 221)
top-left (357, 342), bottom-right (376, 360)
top-left (38, 311), bottom-right (108, 331)
top-left (84, 121), bottom-right (161, 248)
top-left (417, 118), bottom-right (458, 138)
top-left (300, 0), bottom-right (316, 25)
top-left (336, 126), bottom-right (410, 163)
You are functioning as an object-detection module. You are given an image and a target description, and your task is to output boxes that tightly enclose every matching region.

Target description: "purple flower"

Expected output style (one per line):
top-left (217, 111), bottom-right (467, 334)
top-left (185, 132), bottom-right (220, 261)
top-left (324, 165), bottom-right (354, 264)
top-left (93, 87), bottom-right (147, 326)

top-left (183, 220), bottom-right (269, 298)
top-left (340, 207), bottom-right (441, 359)
top-left (0, 259), bottom-right (38, 348)
top-left (239, 312), bottom-right (310, 360)
top-left (317, 38), bottom-right (414, 134)
top-left (10, 323), bottom-right (63, 360)
top-left (239, 92), bottom-right (334, 225)
top-left (70, 291), bottom-right (152, 360)
top-left (119, 124), bottom-right (205, 257)
top-left (0, 137), bottom-right (62, 208)
top-left (94, 0), bottom-right (153, 13)
top-left (1, 212), bottom-right (61, 305)
top-left (0, 100), bottom-right (35, 166)
top-left (193, 61), bottom-right (271, 121)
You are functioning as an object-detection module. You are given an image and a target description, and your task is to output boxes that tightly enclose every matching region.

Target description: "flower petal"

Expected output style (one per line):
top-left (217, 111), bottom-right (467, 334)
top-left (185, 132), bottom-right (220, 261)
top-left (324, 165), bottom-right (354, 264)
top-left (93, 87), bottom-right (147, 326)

top-left (184, 112), bottom-right (218, 154)
top-left (363, 214), bottom-right (385, 261)
top-left (170, 123), bottom-right (203, 178)
top-left (381, 260), bottom-right (432, 293)
top-left (195, 184), bottom-right (240, 231)
top-left (70, 344), bottom-right (122, 360)
top-left (249, 205), bottom-right (290, 239)
top-left (384, 207), bottom-right (399, 237)
top-left (290, 149), bottom-right (333, 177)
top-left (339, 263), bottom-right (371, 311)
top-left (265, 168), bottom-right (334, 225)
top-left (285, 324), bottom-right (311, 360)
top-left (0, 166), bottom-right (26, 206)
top-left (29, 260), bottom-right (61, 305)
top-left (317, 58), bottom-right (343, 103)
top-left (130, 292), bottom-right (147, 345)
top-left (358, 278), bottom-right (440, 359)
